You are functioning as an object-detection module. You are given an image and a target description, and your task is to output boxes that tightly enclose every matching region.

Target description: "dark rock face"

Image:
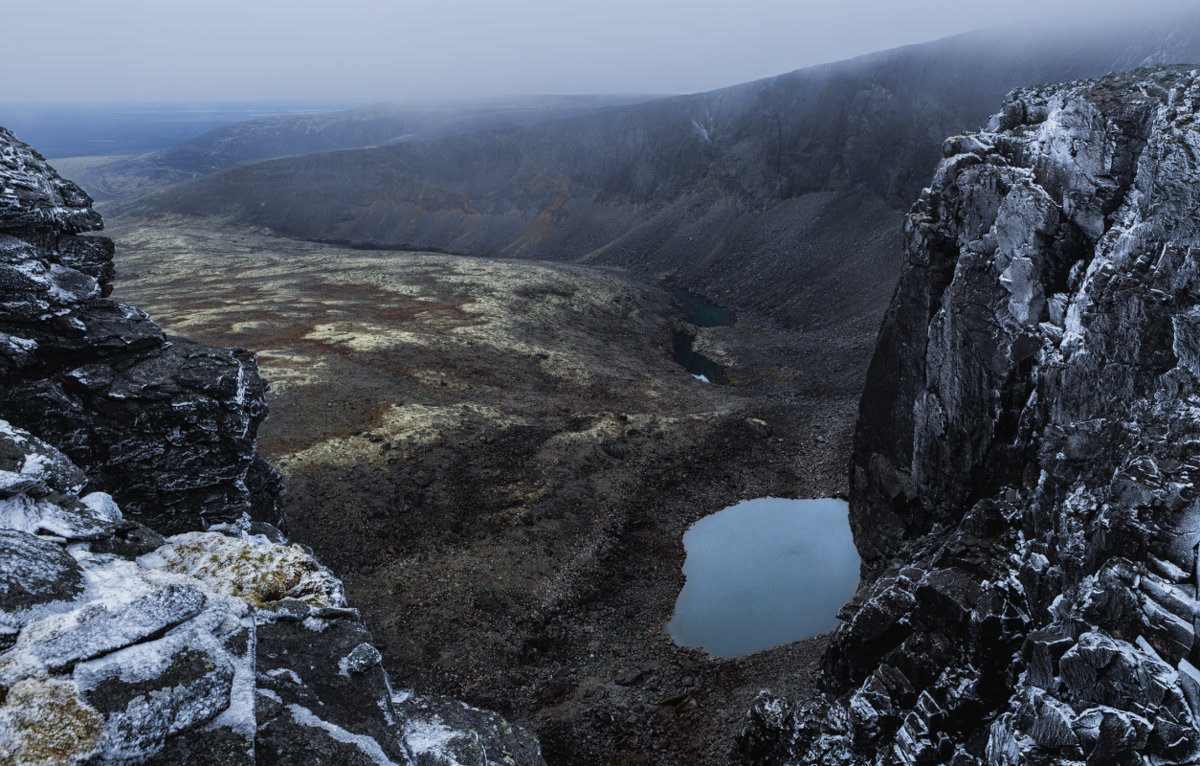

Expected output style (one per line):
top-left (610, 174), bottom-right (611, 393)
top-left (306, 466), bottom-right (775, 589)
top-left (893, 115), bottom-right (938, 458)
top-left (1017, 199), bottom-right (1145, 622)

top-left (0, 125), bottom-right (280, 533)
top-left (743, 67), bottom-right (1200, 764)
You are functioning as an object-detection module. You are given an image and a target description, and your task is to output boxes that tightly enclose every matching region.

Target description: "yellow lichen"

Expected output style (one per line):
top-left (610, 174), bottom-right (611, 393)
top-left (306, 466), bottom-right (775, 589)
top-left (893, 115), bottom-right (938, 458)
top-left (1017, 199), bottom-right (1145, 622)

top-left (0, 678), bottom-right (103, 765)
top-left (141, 532), bottom-right (344, 607)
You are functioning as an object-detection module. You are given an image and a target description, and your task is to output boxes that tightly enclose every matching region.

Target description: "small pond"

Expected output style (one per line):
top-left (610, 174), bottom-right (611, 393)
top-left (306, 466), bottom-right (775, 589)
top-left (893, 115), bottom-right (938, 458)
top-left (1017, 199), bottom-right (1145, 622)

top-left (674, 288), bottom-right (735, 327)
top-left (667, 497), bottom-right (860, 658)
top-left (672, 289), bottom-right (733, 384)
top-left (673, 332), bottom-right (729, 384)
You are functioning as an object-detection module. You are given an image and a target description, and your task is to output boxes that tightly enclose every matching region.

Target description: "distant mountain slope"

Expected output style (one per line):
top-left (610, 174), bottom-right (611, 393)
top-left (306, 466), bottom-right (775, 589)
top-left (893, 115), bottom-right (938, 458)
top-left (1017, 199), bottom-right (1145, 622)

top-left (156, 94), bottom-right (659, 173)
top-left (115, 11), bottom-right (1200, 392)
top-left (55, 95), bottom-right (653, 202)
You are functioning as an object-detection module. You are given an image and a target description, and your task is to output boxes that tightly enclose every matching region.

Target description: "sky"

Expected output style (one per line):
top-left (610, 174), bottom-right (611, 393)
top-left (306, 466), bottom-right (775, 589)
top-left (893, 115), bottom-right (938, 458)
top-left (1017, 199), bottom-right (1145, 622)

top-left (6, 0), bottom-right (1196, 103)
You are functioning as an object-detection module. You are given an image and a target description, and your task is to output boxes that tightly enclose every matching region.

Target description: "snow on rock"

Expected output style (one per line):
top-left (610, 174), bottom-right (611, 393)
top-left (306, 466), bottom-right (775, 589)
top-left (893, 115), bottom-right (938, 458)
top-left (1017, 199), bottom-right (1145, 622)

top-left (15, 583), bottom-right (206, 673)
top-left (0, 530), bottom-right (83, 612)
top-left (0, 418), bottom-right (545, 765)
top-left (0, 123), bottom-right (282, 533)
top-left (340, 643), bottom-right (384, 676)
top-left (284, 704), bottom-right (400, 766)
top-left (394, 694), bottom-right (546, 766)
top-left (743, 67), bottom-right (1200, 764)
top-left (0, 127), bottom-right (99, 234)
top-left (80, 492), bottom-right (122, 523)
top-left (0, 419), bottom-right (85, 498)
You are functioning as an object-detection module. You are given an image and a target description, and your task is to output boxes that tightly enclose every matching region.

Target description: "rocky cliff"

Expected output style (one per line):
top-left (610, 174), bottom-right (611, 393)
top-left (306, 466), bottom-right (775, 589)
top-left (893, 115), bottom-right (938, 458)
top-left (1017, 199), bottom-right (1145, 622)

top-left (0, 129), bottom-right (281, 534)
top-left (0, 129), bottom-right (543, 763)
top-left (741, 67), bottom-right (1200, 764)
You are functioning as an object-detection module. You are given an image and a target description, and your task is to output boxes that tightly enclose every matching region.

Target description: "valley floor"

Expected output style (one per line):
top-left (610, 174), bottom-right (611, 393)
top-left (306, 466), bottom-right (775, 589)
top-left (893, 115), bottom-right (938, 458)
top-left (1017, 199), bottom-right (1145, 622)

top-left (107, 215), bottom-right (865, 764)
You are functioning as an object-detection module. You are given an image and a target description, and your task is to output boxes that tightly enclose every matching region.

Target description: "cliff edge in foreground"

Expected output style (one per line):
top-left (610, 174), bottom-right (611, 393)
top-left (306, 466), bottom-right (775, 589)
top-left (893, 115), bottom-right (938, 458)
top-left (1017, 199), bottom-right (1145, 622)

top-left (743, 67), bottom-right (1200, 764)
top-left (0, 128), bottom-right (543, 764)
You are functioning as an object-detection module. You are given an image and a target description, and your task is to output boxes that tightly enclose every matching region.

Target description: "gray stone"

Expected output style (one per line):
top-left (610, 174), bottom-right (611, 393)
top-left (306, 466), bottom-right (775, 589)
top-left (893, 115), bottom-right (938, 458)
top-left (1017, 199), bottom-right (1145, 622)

top-left (340, 643), bottom-right (383, 675)
top-left (30, 584), bottom-right (205, 672)
top-left (0, 529), bottom-right (83, 611)
top-left (746, 67), bottom-right (1200, 764)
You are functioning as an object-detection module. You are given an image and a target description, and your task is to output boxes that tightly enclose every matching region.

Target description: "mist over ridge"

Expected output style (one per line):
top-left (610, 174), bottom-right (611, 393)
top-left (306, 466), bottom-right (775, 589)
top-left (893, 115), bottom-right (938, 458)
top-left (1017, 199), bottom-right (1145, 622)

top-left (4, 0), bottom-right (1199, 103)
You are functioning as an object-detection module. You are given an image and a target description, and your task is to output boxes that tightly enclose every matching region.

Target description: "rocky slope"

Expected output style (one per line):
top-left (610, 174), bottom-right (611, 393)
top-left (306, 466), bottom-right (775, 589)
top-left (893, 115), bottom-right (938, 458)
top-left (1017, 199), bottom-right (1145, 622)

top-left (741, 66), bottom-right (1200, 765)
top-left (0, 129), bottom-right (543, 763)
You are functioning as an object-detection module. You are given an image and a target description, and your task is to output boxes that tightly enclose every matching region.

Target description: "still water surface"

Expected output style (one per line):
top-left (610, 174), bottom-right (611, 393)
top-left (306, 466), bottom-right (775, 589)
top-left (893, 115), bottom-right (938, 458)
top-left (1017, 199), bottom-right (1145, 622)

top-left (667, 497), bottom-right (859, 658)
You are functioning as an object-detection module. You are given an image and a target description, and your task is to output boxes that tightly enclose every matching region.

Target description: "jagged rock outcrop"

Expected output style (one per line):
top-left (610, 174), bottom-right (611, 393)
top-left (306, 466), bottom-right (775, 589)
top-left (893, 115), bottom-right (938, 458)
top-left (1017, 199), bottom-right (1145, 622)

top-left (0, 419), bottom-right (543, 765)
top-left (0, 128), bottom-right (545, 764)
top-left (0, 127), bottom-right (280, 533)
top-left (741, 67), bottom-right (1200, 764)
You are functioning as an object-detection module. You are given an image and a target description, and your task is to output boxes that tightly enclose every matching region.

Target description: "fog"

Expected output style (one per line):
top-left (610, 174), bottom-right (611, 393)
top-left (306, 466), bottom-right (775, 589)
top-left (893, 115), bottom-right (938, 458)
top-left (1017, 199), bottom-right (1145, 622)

top-left (7, 0), bottom-right (1198, 103)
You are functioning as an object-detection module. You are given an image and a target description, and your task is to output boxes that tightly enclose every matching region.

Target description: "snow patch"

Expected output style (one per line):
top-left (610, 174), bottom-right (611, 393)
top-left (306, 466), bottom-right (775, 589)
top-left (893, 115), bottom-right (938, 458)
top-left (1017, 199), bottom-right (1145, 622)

top-left (286, 704), bottom-right (399, 766)
top-left (402, 715), bottom-right (473, 766)
top-left (266, 667), bottom-right (303, 686)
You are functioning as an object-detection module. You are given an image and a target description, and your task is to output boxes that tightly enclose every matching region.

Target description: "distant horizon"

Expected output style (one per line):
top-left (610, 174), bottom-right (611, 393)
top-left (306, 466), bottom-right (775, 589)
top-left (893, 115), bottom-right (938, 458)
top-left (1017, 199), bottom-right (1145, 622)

top-left (0, 94), bottom-right (662, 108)
top-left (0, 93), bottom-right (670, 159)
top-left (8, 0), bottom-right (1196, 104)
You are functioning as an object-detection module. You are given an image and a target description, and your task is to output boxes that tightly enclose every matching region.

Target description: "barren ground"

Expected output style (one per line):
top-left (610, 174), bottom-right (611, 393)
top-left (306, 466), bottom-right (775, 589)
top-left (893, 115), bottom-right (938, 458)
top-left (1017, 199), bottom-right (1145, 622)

top-left (107, 215), bottom-right (862, 765)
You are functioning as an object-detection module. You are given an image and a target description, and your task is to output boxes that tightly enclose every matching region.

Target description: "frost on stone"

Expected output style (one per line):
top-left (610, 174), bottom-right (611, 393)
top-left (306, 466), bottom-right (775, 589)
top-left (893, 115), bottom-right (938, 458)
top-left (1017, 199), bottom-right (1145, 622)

top-left (79, 493), bottom-right (122, 524)
top-left (0, 127), bottom-right (100, 234)
top-left (138, 531), bottom-right (345, 607)
top-left (265, 667), bottom-right (304, 686)
top-left (0, 530), bottom-right (83, 611)
top-left (396, 693), bottom-right (544, 766)
top-left (1172, 307), bottom-right (1200, 379)
top-left (403, 716), bottom-right (476, 766)
top-left (340, 643), bottom-right (383, 676)
top-left (0, 495), bottom-right (113, 540)
top-left (285, 704), bottom-right (400, 766)
top-left (0, 420), bottom-right (86, 499)
top-left (73, 627), bottom-right (236, 762)
top-left (784, 67), bottom-right (1200, 764)
top-left (0, 677), bottom-right (104, 765)
top-left (7, 584), bottom-right (205, 674)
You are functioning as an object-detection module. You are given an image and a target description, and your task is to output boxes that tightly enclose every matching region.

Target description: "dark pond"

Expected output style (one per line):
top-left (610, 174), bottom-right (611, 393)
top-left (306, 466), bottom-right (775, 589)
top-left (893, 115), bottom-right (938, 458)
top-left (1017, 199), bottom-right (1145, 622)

top-left (667, 497), bottom-right (860, 658)
top-left (673, 333), bottom-right (729, 384)
top-left (672, 289), bottom-right (734, 383)
top-left (673, 288), bottom-right (735, 327)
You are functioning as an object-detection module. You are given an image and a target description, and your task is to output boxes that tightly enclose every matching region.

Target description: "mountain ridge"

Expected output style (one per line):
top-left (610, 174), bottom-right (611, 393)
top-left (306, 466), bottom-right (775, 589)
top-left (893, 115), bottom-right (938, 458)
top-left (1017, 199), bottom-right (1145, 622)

top-left (106, 10), bottom-right (1200, 408)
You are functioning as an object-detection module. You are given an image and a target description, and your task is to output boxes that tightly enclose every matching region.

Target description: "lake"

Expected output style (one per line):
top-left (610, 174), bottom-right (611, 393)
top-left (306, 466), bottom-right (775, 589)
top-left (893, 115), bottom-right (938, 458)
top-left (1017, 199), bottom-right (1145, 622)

top-left (667, 497), bottom-right (859, 658)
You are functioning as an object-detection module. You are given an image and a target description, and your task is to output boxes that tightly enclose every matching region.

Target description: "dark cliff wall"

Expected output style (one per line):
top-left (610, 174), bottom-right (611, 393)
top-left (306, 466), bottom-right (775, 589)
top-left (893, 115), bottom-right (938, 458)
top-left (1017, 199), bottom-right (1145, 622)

top-left (743, 67), bottom-right (1200, 765)
top-left (0, 127), bottom-right (281, 533)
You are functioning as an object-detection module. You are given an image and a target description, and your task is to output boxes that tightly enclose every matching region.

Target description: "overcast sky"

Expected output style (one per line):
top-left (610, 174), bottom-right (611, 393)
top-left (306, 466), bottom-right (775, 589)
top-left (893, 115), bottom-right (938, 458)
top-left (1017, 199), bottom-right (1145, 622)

top-left (6, 0), bottom-right (1195, 103)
